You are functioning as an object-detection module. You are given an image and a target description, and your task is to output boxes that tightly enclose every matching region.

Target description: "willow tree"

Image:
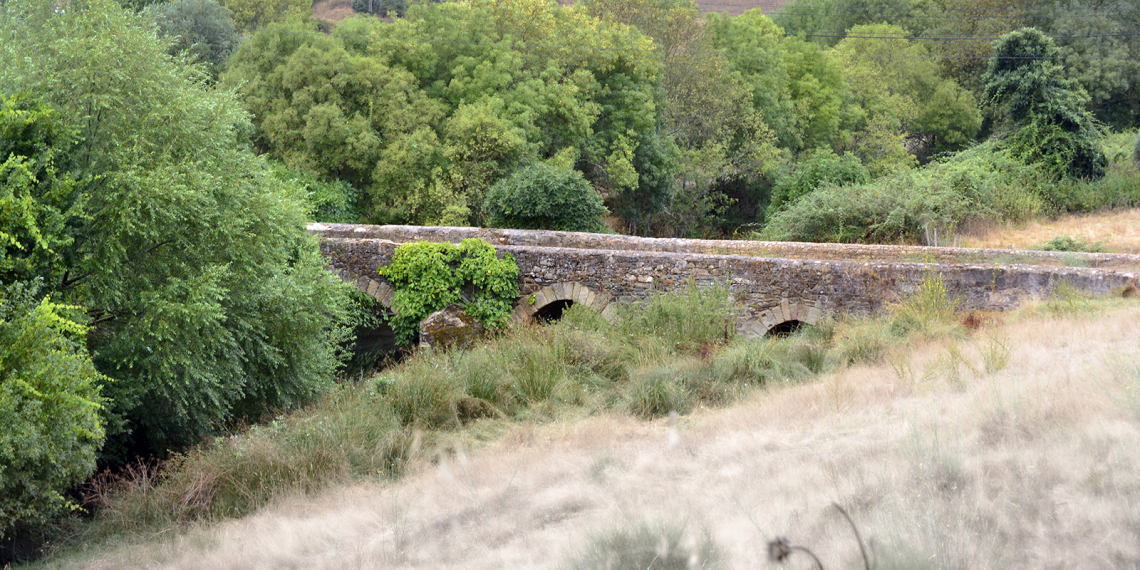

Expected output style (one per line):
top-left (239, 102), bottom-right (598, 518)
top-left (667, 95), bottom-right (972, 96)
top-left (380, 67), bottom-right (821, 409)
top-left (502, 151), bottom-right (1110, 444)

top-left (0, 0), bottom-right (353, 460)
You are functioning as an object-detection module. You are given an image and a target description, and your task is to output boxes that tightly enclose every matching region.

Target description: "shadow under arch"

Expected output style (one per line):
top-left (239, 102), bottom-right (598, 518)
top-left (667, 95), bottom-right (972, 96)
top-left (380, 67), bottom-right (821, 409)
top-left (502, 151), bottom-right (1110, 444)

top-left (513, 282), bottom-right (616, 324)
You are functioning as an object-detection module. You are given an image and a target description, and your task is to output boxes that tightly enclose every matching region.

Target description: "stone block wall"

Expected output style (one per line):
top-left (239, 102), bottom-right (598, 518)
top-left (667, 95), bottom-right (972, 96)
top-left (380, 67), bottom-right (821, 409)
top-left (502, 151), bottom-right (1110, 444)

top-left (314, 230), bottom-right (1140, 337)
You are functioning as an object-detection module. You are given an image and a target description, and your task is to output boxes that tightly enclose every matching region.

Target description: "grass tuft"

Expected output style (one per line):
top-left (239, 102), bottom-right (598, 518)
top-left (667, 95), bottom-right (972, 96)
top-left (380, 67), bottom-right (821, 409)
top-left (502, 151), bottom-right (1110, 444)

top-left (564, 519), bottom-right (724, 570)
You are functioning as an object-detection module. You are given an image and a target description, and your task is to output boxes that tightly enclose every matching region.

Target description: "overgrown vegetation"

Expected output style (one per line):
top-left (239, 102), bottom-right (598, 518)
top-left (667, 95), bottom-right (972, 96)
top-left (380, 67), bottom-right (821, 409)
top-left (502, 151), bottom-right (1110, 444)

top-left (5, 0), bottom-right (1140, 559)
top-left (66, 276), bottom-right (986, 541)
top-left (381, 238), bottom-right (520, 345)
top-left (0, 0), bottom-right (354, 524)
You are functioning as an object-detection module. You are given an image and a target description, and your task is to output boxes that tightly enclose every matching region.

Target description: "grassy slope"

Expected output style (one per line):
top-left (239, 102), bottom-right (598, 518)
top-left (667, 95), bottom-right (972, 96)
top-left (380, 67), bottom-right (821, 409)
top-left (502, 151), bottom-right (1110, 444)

top-left (33, 296), bottom-right (1140, 569)
top-left (963, 209), bottom-right (1140, 254)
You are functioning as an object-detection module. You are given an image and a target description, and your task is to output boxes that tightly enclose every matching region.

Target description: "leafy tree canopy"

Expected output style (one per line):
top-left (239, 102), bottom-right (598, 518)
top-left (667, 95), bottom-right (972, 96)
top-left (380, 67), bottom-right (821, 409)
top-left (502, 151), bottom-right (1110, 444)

top-left (0, 0), bottom-right (354, 459)
top-left (223, 0), bottom-right (674, 228)
top-left (218, 0), bottom-right (310, 29)
top-left (983, 27), bottom-right (1106, 179)
top-left (832, 24), bottom-right (982, 172)
top-left (150, 0), bottom-right (242, 79)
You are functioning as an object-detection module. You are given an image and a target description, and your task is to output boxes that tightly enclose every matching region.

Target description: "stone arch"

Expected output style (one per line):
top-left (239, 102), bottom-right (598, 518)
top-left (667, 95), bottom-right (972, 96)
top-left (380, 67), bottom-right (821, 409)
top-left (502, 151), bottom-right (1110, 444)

top-left (353, 275), bottom-right (395, 310)
top-left (736, 298), bottom-right (823, 338)
top-left (513, 282), bottom-right (615, 324)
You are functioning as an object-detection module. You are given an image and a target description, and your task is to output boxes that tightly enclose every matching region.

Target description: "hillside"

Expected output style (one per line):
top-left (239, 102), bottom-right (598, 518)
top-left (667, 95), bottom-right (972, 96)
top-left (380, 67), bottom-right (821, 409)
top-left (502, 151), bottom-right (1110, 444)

top-left (38, 299), bottom-right (1140, 569)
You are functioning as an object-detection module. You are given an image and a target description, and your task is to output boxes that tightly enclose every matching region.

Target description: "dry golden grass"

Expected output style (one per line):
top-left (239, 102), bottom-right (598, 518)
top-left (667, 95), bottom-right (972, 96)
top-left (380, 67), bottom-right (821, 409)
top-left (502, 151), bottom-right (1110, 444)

top-left (312, 0), bottom-right (356, 24)
top-left (39, 303), bottom-right (1140, 570)
top-left (963, 208), bottom-right (1140, 254)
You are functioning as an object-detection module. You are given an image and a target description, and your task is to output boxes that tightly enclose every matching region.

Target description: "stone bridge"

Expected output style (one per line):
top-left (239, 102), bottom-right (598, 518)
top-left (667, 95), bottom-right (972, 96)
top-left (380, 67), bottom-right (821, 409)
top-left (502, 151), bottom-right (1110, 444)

top-left (309, 223), bottom-right (1140, 337)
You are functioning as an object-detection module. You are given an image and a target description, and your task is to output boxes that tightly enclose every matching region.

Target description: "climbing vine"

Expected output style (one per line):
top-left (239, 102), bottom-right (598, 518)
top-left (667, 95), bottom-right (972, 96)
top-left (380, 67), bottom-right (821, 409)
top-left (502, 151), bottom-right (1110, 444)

top-left (380, 238), bottom-right (520, 344)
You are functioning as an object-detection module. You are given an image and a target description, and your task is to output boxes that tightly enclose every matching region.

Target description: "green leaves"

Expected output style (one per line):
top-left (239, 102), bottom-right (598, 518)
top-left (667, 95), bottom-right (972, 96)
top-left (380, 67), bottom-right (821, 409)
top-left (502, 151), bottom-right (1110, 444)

top-left (381, 239), bottom-right (520, 345)
top-left (984, 28), bottom-right (1106, 180)
top-left (1, 0), bottom-right (355, 459)
top-left (484, 163), bottom-right (610, 233)
top-left (0, 281), bottom-right (105, 538)
top-left (224, 0), bottom-right (672, 226)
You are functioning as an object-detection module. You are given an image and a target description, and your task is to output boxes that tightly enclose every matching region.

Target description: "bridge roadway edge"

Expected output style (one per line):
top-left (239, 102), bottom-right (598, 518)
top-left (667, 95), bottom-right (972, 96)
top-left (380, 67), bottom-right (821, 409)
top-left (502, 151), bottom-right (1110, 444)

top-left (310, 225), bottom-right (1140, 336)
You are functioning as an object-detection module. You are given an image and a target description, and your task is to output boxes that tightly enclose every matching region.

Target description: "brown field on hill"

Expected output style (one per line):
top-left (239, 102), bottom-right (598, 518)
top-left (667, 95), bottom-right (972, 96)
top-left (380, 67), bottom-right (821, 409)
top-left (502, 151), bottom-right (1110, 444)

top-left (44, 300), bottom-right (1140, 569)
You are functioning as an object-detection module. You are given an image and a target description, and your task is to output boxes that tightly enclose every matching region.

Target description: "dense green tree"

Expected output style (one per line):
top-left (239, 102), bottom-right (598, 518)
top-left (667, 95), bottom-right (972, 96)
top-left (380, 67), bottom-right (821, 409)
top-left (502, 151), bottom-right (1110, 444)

top-left (0, 282), bottom-right (105, 540)
top-left (775, 0), bottom-right (939, 46)
top-left (1024, 0), bottom-right (1140, 130)
top-left (225, 0), bottom-right (674, 228)
top-left (151, 0), bottom-right (242, 79)
top-left (983, 27), bottom-right (1106, 179)
top-left (924, 0), bottom-right (1026, 96)
top-left (833, 24), bottom-right (981, 172)
top-left (587, 0), bottom-right (778, 236)
top-left (218, 0), bottom-right (310, 29)
top-left (0, 0), bottom-right (354, 459)
top-left (484, 163), bottom-right (609, 233)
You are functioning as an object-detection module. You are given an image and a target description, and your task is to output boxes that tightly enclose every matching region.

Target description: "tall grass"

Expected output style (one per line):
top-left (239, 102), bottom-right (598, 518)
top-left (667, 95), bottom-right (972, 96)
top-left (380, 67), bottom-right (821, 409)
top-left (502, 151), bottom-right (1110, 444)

top-left (74, 278), bottom-right (971, 545)
top-left (564, 519), bottom-right (724, 570)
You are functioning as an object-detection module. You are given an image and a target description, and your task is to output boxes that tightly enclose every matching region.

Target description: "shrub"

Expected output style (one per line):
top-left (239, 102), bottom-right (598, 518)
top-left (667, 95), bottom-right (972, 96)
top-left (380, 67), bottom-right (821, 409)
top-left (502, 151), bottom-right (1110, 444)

top-left (0, 282), bottom-right (105, 538)
top-left (984, 28), bottom-right (1106, 180)
top-left (1134, 133), bottom-right (1140, 169)
top-left (1037, 235), bottom-right (1103, 253)
top-left (890, 269), bottom-right (962, 338)
top-left (759, 143), bottom-right (1048, 243)
top-left (767, 148), bottom-right (869, 218)
top-left (628, 366), bottom-right (691, 418)
top-left (484, 163), bottom-right (610, 233)
top-left (565, 519), bottom-right (724, 570)
top-left (380, 238), bottom-right (520, 345)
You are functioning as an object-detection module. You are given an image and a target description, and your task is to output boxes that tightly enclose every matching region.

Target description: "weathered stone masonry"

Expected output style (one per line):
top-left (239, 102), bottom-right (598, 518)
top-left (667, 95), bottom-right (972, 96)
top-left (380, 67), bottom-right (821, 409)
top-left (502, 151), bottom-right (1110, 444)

top-left (309, 224), bottom-right (1140, 336)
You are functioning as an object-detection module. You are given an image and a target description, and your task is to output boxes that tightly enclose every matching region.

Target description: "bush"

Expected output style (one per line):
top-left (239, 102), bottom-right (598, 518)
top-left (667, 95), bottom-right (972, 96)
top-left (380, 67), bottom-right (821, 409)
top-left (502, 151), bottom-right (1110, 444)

top-left (484, 163), bottom-right (610, 233)
top-left (1037, 235), bottom-right (1103, 253)
top-left (767, 148), bottom-right (869, 218)
top-left (1, 282), bottom-right (105, 538)
top-left (984, 28), bottom-right (1106, 180)
top-left (759, 143), bottom-right (1047, 243)
top-left (1134, 133), bottom-right (1140, 169)
top-left (267, 161), bottom-right (362, 223)
top-left (565, 519), bottom-right (724, 570)
top-left (380, 238), bottom-right (520, 345)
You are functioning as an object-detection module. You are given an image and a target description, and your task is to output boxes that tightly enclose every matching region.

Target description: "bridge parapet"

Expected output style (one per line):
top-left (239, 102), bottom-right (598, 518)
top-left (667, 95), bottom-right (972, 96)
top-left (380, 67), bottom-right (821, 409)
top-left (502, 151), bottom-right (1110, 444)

top-left (309, 223), bottom-right (1140, 271)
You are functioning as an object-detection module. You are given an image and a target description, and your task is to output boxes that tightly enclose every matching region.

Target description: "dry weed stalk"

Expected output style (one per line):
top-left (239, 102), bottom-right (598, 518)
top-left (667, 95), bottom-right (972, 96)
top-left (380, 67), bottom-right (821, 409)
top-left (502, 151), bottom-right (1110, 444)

top-left (768, 503), bottom-right (872, 570)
